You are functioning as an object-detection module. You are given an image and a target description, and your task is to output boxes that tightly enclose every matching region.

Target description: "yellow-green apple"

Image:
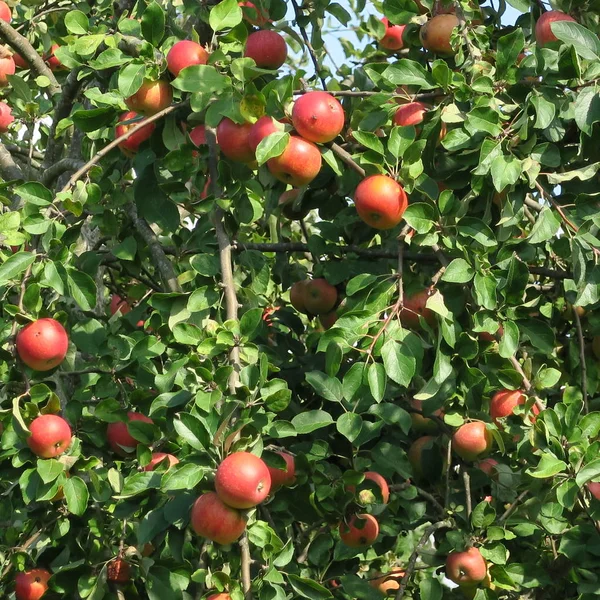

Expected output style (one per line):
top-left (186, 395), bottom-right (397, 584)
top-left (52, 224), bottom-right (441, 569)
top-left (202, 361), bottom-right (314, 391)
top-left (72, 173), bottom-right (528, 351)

top-left (45, 44), bottom-right (63, 70)
top-left (0, 101), bottom-right (14, 132)
top-left (353, 174), bottom-right (408, 230)
top-left (266, 451), bottom-right (296, 490)
top-left (279, 189), bottom-right (309, 220)
top-left (190, 491), bottom-right (247, 544)
top-left (319, 311), bottom-right (339, 330)
top-left (490, 389), bottom-right (539, 426)
top-left (116, 111), bottom-right (155, 154)
top-left (290, 280), bottom-right (309, 314)
top-left (244, 30), bottom-right (287, 69)
top-left (267, 136), bottom-right (322, 186)
top-left (107, 411), bottom-right (153, 455)
top-left (588, 482), bottom-right (600, 500)
top-left (0, 54), bottom-right (15, 85)
top-left (348, 471), bottom-right (390, 504)
top-left (215, 451), bottom-right (271, 508)
top-left (419, 14), bottom-right (459, 54)
top-left (16, 318), bottom-right (69, 371)
top-left (27, 414), bottom-right (71, 458)
top-left (445, 547), bottom-right (488, 585)
top-left (535, 11), bottom-right (576, 47)
top-left (369, 568), bottom-right (405, 594)
top-left (0, 1), bottom-right (11, 22)
top-left (15, 568), bottom-right (51, 600)
top-left (143, 452), bottom-right (179, 471)
top-left (304, 279), bottom-right (337, 315)
top-left (400, 289), bottom-right (436, 329)
top-left (167, 40), bottom-right (209, 77)
top-left (249, 115), bottom-right (285, 152)
top-left (292, 91), bottom-right (345, 143)
top-left (476, 457), bottom-right (499, 478)
top-left (107, 558), bottom-right (130, 583)
top-left (410, 398), bottom-right (442, 433)
top-left (217, 117), bottom-right (254, 163)
top-left (380, 18), bottom-right (406, 50)
top-left (452, 421), bottom-right (493, 461)
top-left (239, 1), bottom-right (269, 26)
top-left (125, 79), bottom-right (172, 115)
top-left (339, 514), bottom-right (379, 547)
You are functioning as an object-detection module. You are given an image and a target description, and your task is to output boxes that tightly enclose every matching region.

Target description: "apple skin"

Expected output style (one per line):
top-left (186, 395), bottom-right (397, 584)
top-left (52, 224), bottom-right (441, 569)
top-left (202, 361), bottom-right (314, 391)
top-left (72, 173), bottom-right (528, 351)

top-left (116, 111), bottom-right (155, 154)
top-left (0, 100), bottom-right (14, 132)
top-left (292, 91), bottom-right (345, 144)
top-left (399, 289), bottom-right (436, 330)
top-left (267, 451), bottom-right (296, 490)
top-left (16, 318), bottom-right (69, 372)
top-left (12, 52), bottom-right (27, 69)
top-left (588, 482), bottom-right (600, 501)
top-left (290, 280), bottom-right (309, 313)
top-left (420, 14), bottom-right (460, 55)
top-left (106, 411), bottom-right (154, 455)
top-left (143, 452), bottom-right (179, 471)
top-left (217, 118), bottom-right (255, 163)
top-left (189, 124), bottom-right (206, 147)
top-left (0, 1), bottom-right (11, 23)
top-left (348, 471), bottom-right (390, 504)
top-left (15, 568), bottom-right (51, 600)
top-left (354, 174), bottom-right (408, 230)
top-left (369, 568), bottom-right (405, 594)
top-left (339, 513), bottom-right (379, 548)
top-left (304, 279), bottom-right (337, 315)
top-left (191, 491), bottom-right (247, 544)
top-left (319, 311), bottom-right (338, 330)
top-left (535, 11), bottom-right (576, 47)
top-left (476, 458), bottom-right (499, 478)
top-left (110, 294), bottom-right (131, 316)
top-left (452, 421), bottom-right (493, 461)
top-left (215, 451), bottom-right (271, 509)
top-left (207, 594), bottom-right (232, 600)
top-left (125, 79), bottom-right (172, 116)
top-left (167, 40), bottom-right (209, 77)
top-left (245, 30), bottom-right (287, 69)
top-left (393, 101), bottom-right (428, 127)
top-left (380, 18), bottom-right (406, 50)
top-left (445, 547), bottom-right (488, 585)
top-left (27, 414), bottom-right (72, 459)
top-left (410, 398), bottom-right (442, 433)
top-left (248, 115), bottom-right (285, 152)
top-left (478, 324), bottom-right (503, 342)
top-left (107, 558), bottom-right (130, 583)
top-left (267, 135), bottom-right (322, 186)
top-left (239, 1), bottom-right (269, 26)
top-left (490, 389), bottom-right (539, 426)
top-left (45, 44), bottom-right (62, 71)
top-left (0, 54), bottom-right (15, 86)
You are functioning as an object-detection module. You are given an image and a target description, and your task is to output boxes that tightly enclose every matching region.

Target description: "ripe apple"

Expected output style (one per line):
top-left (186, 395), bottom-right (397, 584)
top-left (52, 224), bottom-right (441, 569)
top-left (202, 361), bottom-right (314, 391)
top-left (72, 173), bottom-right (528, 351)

top-left (369, 568), bottom-right (405, 594)
top-left (116, 111), bottom-right (155, 154)
top-left (244, 30), bottom-right (287, 69)
top-left (0, 100), bottom-right (14, 132)
top-left (279, 189), bottom-right (309, 220)
top-left (452, 421), bottom-right (493, 461)
top-left (215, 451), bottom-right (271, 509)
top-left (217, 118), bottom-right (254, 163)
top-left (107, 558), bottom-right (130, 583)
top-left (239, 1), bottom-right (269, 26)
top-left (0, 1), bottom-right (11, 23)
top-left (189, 124), bottom-right (206, 147)
top-left (339, 513), bottom-right (379, 547)
top-left (380, 17), bottom-right (406, 50)
top-left (0, 54), bottom-right (15, 86)
top-left (408, 435), bottom-right (442, 480)
top-left (399, 289), bottom-right (436, 329)
top-left (303, 279), bottom-right (337, 315)
top-left (16, 318), bottom-right (69, 371)
top-left (292, 91), bottom-right (345, 143)
top-left (208, 594), bottom-right (232, 600)
top-left (420, 14), bottom-right (460, 55)
top-left (319, 311), bottom-right (338, 330)
top-left (143, 452), bottom-right (179, 471)
top-left (410, 398), bottom-right (442, 433)
top-left (167, 40), bottom-right (209, 77)
top-left (190, 491), bottom-right (247, 544)
top-left (349, 471), bottom-right (390, 504)
top-left (45, 44), bottom-right (62, 71)
top-left (106, 411), bottom-right (154, 455)
top-left (110, 294), bottom-right (131, 316)
top-left (476, 457), bottom-right (499, 478)
top-left (445, 547), bottom-right (488, 585)
top-left (267, 451), bottom-right (296, 490)
top-left (290, 280), bottom-right (309, 313)
top-left (535, 11), bottom-right (576, 47)
top-left (248, 115), bottom-right (285, 152)
top-left (490, 389), bottom-right (539, 426)
top-left (12, 52), bottom-right (27, 69)
top-left (267, 135), bottom-right (322, 186)
top-left (394, 101), bottom-right (428, 127)
top-left (125, 79), bottom-right (172, 115)
top-left (27, 414), bottom-right (72, 458)
top-left (15, 568), bottom-right (51, 600)
top-left (588, 482), bottom-right (600, 501)
top-left (354, 174), bottom-right (408, 230)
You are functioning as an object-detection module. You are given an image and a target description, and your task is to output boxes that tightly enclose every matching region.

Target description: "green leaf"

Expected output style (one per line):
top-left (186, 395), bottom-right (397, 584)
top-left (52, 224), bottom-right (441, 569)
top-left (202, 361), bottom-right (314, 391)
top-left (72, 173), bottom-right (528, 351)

top-left (15, 182), bottom-right (52, 206)
top-left (381, 59), bottom-right (436, 89)
top-left (546, 163), bottom-right (600, 184)
top-left (117, 472), bottom-right (162, 498)
top-left (287, 574), bottom-right (333, 599)
top-left (173, 413), bottom-right (209, 451)
top-left (536, 367), bottom-right (561, 389)
top-left (37, 459), bottom-right (63, 484)
top-left (351, 131), bottom-right (384, 154)
top-left (305, 371), bottom-right (343, 402)
top-left (528, 208), bottom-right (560, 244)
top-left (491, 154), bottom-right (522, 192)
top-left (336, 413), bottom-right (362, 444)
top-left (496, 28), bottom-right (525, 77)
top-left (171, 66), bottom-right (231, 94)
top-left (240, 307), bottom-right (263, 340)
top-left (368, 362), bottom-right (386, 403)
top-left (381, 340), bottom-right (415, 387)
top-left (255, 132), bottom-right (289, 166)
top-left (64, 476), bottom-right (89, 516)
top-left (161, 463), bottom-right (204, 491)
top-left (65, 10), bottom-right (89, 34)
top-left (576, 458), bottom-right (600, 488)
top-left (72, 108), bottom-right (115, 133)
top-left (526, 455), bottom-right (567, 479)
top-left (67, 268), bottom-right (97, 311)
top-left (0, 252), bottom-right (36, 286)
top-left (442, 258), bottom-right (475, 283)
top-left (209, 0), bottom-right (243, 31)
top-left (403, 202), bottom-right (435, 234)
top-left (291, 410), bottom-right (333, 434)
top-left (531, 95), bottom-right (556, 130)
top-left (141, 1), bottom-right (165, 46)
top-left (118, 62), bottom-right (145, 98)
top-left (551, 21), bottom-right (600, 60)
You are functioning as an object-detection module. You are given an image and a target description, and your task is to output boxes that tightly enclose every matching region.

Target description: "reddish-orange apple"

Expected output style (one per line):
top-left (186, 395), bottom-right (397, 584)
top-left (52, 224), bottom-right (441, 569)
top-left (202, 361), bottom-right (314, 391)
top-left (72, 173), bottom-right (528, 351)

top-left (399, 289), bottom-right (436, 329)
top-left (267, 451), bottom-right (296, 490)
top-left (350, 471), bottom-right (390, 504)
top-left (304, 279), bottom-right (337, 315)
top-left (116, 111), bottom-right (155, 154)
top-left (27, 414), bottom-right (72, 459)
top-left (354, 174), bottom-right (408, 230)
top-left (107, 411), bottom-right (154, 455)
top-left (420, 14), bottom-right (459, 54)
top-left (248, 115), bottom-right (285, 152)
top-left (16, 318), bottom-right (69, 371)
top-left (239, 1), bottom-right (269, 26)
top-left (45, 44), bottom-right (62, 71)
top-left (190, 491), bottom-right (247, 544)
top-left (267, 136), bottom-right (322, 186)
top-left (245, 30), bottom-right (287, 69)
top-left (167, 40), bottom-right (209, 77)
top-left (380, 17), bottom-right (406, 50)
top-left (339, 514), bottom-right (379, 547)
top-left (290, 280), bottom-right (309, 313)
top-left (189, 124), bottom-right (206, 146)
top-left (215, 451), bottom-right (271, 509)
top-left (110, 294), bottom-right (131, 316)
top-left (0, 1), bottom-right (11, 23)
top-left (445, 547), bottom-right (488, 585)
top-left (125, 79), bottom-right (172, 115)
top-left (12, 52), bottom-right (27, 69)
top-left (15, 569), bottom-right (51, 600)
top-left (369, 568), bottom-right (405, 594)
top-left (217, 118), bottom-right (254, 163)
top-left (490, 389), bottom-right (539, 425)
top-left (452, 421), bottom-right (493, 461)
top-left (535, 11), bottom-right (576, 47)
top-left (0, 54), bottom-right (15, 85)
top-left (292, 91), bottom-right (345, 143)
top-left (0, 100), bottom-right (14, 132)
top-left (143, 452), bottom-right (179, 471)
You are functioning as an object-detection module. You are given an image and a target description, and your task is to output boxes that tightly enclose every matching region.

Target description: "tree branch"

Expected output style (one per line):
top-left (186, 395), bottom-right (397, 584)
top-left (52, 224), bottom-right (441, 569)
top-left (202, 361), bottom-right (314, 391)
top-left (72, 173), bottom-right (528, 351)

top-left (239, 531), bottom-right (253, 600)
top-left (573, 308), bottom-right (588, 413)
top-left (462, 469), bottom-right (472, 521)
top-left (329, 142), bottom-right (365, 177)
top-left (290, 0), bottom-right (327, 89)
top-left (41, 158), bottom-right (85, 186)
top-left (0, 140), bottom-right (24, 181)
top-left (499, 490), bottom-right (528, 522)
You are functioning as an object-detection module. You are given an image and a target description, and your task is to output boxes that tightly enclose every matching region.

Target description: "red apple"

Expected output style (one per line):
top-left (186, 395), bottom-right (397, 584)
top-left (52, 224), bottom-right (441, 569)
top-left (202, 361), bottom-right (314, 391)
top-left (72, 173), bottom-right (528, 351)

top-left (267, 451), bottom-right (296, 490)
top-left (248, 115), bottom-right (285, 152)
top-left (45, 44), bottom-right (62, 71)
top-left (339, 514), bottom-right (379, 547)
top-left (106, 411), bottom-right (154, 455)
top-left (0, 54), bottom-right (15, 86)
top-left (116, 111), bottom-right (155, 154)
top-left (110, 294), bottom-right (131, 316)
top-left (217, 117), bottom-right (254, 163)
top-left (476, 458), bottom-right (499, 478)
top-left (420, 14), bottom-right (460, 55)
top-left (393, 101), bottom-right (428, 127)
top-left (239, 1), bottom-right (269, 26)
top-left (107, 558), bottom-right (130, 583)
top-left (369, 568), bottom-right (405, 594)
top-left (125, 79), bottom-right (172, 115)
top-left (167, 40), bottom-right (209, 77)
top-left (303, 279), bottom-right (337, 315)
top-left (244, 30), bottom-right (287, 69)
top-left (290, 280), bottom-right (309, 313)
top-left (15, 569), bottom-right (51, 600)
top-left (535, 10), bottom-right (576, 47)
top-left (0, 100), bottom-right (14, 132)
top-left (354, 174), bottom-right (408, 230)
top-left (207, 594), bottom-right (232, 600)
top-left (215, 451), bottom-right (271, 508)
top-left (292, 91), bottom-right (345, 143)
top-left (267, 135), bottom-right (322, 186)
top-left (588, 482), bottom-right (600, 501)
top-left (0, 1), bottom-right (11, 23)
top-left (143, 452), bottom-right (179, 471)
top-left (16, 318), bottom-right (68, 371)
top-left (380, 17), bottom-right (406, 50)
top-left (490, 389), bottom-right (539, 425)
top-left (349, 471), bottom-right (390, 504)
top-left (478, 324), bottom-right (503, 342)
top-left (27, 414), bottom-right (71, 459)
top-left (399, 289), bottom-right (436, 329)
top-left (189, 124), bottom-right (206, 147)
top-left (319, 311), bottom-right (338, 330)
top-left (445, 547), bottom-right (488, 585)
top-left (410, 398), bottom-right (443, 433)
top-left (452, 421), bottom-right (493, 461)
top-left (190, 491), bottom-right (247, 544)
top-left (12, 52), bottom-right (27, 69)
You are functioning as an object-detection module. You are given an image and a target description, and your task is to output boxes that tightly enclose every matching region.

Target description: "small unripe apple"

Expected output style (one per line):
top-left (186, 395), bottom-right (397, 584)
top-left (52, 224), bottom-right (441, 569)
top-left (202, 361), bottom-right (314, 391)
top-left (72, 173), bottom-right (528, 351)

top-left (0, 100), bottom-right (14, 132)
top-left (217, 118), bottom-right (254, 163)
top-left (292, 91), bottom-right (345, 144)
top-left (45, 44), bottom-right (62, 71)
top-left (116, 111), bottom-right (155, 154)
top-left (400, 289), bottom-right (436, 329)
top-left (420, 14), bottom-right (460, 55)
top-left (16, 318), bottom-right (69, 371)
top-left (339, 514), bottom-right (379, 547)
top-left (304, 279), bottom-right (337, 315)
top-left (0, 1), bottom-right (11, 23)
top-left (125, 79), bottom-right (172, 116)
top-left (244, 30), bottom-right (287, 69)
top-left (15, 568), bottom-right (51, 600)
top-left (445, 547), bottom-right (488, 585)
top-left (143, 452), bottom-right (179, 471)
top-left (452, 421), bottom-right (493, 461)
top-left (290, 280), bottom-right (309, 313)
top-left (267, 136), bottom-right (322, 186)
top-left (190, 491), bottom-right (247, 544)
top-left (27, 414), bottom-right (72, 459)
top-left (106, 411), bottom-right (154, 455)
top-left (239, 1), bottom-right (269, 26)
top-left (215, 451), bottom-right (271, 508)
top-left (107, 558), bottom-right (130, 583)
top-left (535, 10), bottom-right (576, 47)
top-left (267, 451), bottom-right (296, 490)
top-left (248, 115), bottom-right (285, 152)
top-left (167, 40), bottom-right (209, 77)
top-left (354, 174), bottom-right (408, 230)
top-left (380, 17), bottom-right (406, 50)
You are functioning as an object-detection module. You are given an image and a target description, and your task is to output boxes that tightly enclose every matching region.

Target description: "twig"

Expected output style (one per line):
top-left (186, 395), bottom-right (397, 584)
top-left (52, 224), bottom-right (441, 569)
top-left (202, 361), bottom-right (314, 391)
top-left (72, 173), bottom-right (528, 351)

top-left (415, 486), bottom-right (445, 516)
top-left (452, 0), bottom-right (481, 61)
top-left (462, 469), bottom-right (472, 521)
top-left (194, 541), bottom-right (209, 600)
top-left (508, 355), bottom-right (545, 413)
top-left (329, 142), bottom-right (365, 177)
top-left (239, 531), bottom-right (253, 600)
top-left (393, 520), bottom-right (453, 600)
top-left (573, 308), bottom-right (588, 413)
top-left (41, 158), bottom-right (85, 186)
top-left (292, 89), bottom-right (447, 100)
top-left (445, 439), bottom-right (452, 509)
top-left (290, 0), bottom-right (327, 89)
top-left (299, 218), bottom-right (320, 266)
top-left (499, 490), bottom-right (528, 522)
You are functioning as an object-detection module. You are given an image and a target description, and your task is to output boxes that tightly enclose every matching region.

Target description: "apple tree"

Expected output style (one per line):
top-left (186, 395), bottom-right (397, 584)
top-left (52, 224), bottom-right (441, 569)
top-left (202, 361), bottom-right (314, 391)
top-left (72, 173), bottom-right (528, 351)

top-left (2, 0), bottom-right (600, 598)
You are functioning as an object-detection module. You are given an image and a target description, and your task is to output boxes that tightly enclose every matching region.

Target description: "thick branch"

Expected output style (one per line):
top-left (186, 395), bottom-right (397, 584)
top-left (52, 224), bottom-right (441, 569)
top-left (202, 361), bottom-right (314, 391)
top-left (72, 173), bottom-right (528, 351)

top-left (0, 141), bottom-right (24, 181)
top-left (239, 532), bottom-right (252, 600)
top-left (330, 142), bottom-right (366, 177)
top-left (462, 469), bottom-right (472, 521)
top-left (41, 158), bottom-right (84, 186)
